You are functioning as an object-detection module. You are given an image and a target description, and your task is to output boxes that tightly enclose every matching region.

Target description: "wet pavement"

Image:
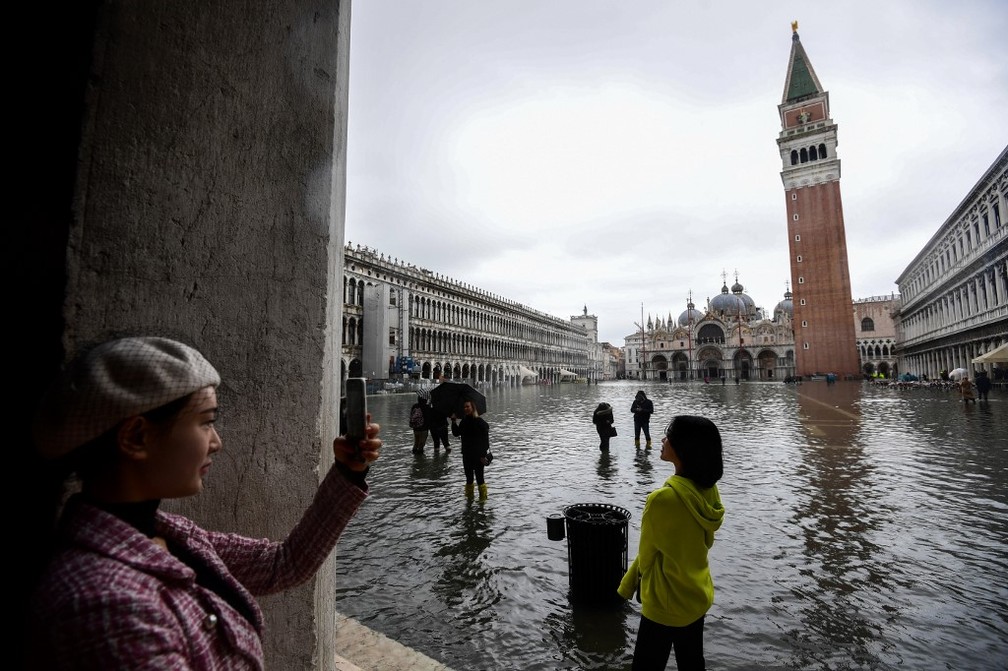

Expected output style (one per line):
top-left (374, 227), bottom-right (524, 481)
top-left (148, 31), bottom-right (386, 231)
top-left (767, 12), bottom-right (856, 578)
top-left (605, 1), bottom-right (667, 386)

top-left (334, 612), bottom-right (455, 670)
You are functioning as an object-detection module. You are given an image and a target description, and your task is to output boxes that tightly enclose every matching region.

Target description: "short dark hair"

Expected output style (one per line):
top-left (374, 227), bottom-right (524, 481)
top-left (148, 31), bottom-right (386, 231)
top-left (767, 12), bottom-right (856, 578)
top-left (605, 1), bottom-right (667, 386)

top-left (666, 415), bottom-right (723, 489)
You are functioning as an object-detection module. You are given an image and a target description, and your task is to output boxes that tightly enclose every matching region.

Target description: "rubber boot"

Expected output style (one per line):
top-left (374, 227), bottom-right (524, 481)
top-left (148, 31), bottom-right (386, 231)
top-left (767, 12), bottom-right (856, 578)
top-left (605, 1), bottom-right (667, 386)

top-left (464, 483), bottom-right (475, 498)
top-left (634, 439), bottom-right (640, 448)
top-left (646, 440), bottom-right (652, 449)
top-left (478, 484), bottom-right (488, 500)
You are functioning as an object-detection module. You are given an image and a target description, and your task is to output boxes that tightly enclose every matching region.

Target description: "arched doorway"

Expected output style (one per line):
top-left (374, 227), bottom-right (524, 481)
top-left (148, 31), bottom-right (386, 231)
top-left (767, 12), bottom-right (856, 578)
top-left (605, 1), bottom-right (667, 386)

top-left (652, 355), bottom-right (668, 381)
top-left (672, 352), bottom-right (690, 380)
top-left (733, 350), bottom-right (753, 380)
top-left (757, 350), bottom-right (776, 379)
top-left (348, 358), bottom-right (363, 378)
top-left (697, 347), bottom-right (722, 380)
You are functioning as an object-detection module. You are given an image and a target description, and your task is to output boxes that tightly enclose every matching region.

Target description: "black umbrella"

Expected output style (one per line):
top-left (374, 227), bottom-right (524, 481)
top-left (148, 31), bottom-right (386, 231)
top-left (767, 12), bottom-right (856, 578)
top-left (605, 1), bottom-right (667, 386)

top-left (429, 382), bottom-right (487, 418)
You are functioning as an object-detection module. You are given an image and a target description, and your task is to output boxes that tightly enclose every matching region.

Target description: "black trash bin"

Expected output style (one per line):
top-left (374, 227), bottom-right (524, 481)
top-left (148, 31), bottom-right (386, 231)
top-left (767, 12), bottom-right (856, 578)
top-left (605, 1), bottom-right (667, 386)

top-left (562, 503), bottom-right (631, 605)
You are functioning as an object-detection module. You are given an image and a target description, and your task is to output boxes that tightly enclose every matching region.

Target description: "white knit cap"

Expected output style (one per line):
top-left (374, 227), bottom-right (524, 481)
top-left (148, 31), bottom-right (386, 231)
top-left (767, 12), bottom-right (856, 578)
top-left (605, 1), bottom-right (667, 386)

top-left (33, 337), bottom-right (221, 459)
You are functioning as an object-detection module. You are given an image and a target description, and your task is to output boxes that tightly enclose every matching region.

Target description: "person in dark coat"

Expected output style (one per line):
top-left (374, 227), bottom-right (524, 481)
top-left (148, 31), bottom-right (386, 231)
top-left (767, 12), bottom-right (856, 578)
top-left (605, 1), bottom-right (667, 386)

top-left (409, 392), bottom-right (430, 454)
top-left (420, 394), bottom-right (448, 452)
top-left (428, 405), bottom-right (451, 453)
top-left (593, 402), bottom-right (615, 452)
top-left (451, 400), bottom-right (490, 499)
top-left (974, 371), bottom-right (992, 401)
top-left (631, 390), bottom-right (654, 448)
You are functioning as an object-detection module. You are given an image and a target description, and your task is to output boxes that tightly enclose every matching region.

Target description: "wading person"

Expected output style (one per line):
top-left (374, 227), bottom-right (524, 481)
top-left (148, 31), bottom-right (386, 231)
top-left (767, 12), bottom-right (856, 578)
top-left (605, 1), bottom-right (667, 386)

top-left (960, 375), bottom-right (977, 404)
top-left (619, 415), bottom-right (725, 671)
top-left (450, 399), bottom-right (490, 499)
top-left (592, 402), bottom-right (616, 452)
top-left (409, 391), bottom-right (430, 454)
top-left (631, 390), bottom-right (654, 448)
top-left (25, 336), bottom-right (382, 669)
top-left (975, 370), bottom-right (991, 402)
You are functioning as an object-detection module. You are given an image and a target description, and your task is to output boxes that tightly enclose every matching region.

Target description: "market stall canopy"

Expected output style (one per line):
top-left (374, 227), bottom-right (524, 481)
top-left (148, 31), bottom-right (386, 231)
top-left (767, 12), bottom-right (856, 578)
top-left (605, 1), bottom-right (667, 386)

top-left (518, 365), bottom-right (537, 379)
top-left (972, 342), bottom-right (1008, 364)
top-left (558, 369), bottom-right (576, 379)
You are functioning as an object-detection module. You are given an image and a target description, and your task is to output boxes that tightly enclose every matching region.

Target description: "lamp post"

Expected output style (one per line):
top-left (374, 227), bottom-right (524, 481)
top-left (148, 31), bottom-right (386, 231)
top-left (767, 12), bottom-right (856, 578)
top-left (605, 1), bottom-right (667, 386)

top-left (634, 320), bottom-right (647, 381)
top-left (736, 301), bottom-right (747, 382)
top-left (638, 302), bottom-right (646, 380)
top-left (686, 291), bottom-right (694, 382)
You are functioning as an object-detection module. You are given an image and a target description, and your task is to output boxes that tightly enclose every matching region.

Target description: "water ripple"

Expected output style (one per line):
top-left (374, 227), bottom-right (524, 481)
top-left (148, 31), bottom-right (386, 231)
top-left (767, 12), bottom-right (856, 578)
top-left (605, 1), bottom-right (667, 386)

top-left (334, 381), bottom-right (1008, 670)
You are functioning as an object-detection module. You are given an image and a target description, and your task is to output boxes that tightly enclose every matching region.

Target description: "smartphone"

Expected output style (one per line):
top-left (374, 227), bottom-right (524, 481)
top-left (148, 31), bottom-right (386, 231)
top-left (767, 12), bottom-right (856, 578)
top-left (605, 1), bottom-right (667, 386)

top-left (342, 377), bottom-right (368, 449)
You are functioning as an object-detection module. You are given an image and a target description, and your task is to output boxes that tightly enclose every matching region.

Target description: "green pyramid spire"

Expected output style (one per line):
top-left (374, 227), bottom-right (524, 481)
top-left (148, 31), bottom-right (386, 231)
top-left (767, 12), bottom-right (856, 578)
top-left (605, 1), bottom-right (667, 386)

top-left (783, 24), bottom-right (825, 104)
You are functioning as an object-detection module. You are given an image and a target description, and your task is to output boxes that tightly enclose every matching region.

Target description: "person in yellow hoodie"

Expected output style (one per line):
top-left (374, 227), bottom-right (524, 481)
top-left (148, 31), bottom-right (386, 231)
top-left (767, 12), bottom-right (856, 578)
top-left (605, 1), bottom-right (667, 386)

top-left (618, 415), bottom-right (725, 670)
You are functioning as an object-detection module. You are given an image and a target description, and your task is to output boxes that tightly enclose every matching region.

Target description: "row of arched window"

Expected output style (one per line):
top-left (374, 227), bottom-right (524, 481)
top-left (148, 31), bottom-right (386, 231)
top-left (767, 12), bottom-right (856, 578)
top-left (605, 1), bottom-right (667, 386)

top-left (860, 343), bottom-right (892, 358)
top-left (408, 326), bottom-right (583, 367)
top-left (902, 198), bottom-right (1003, 301)
top-left (790, 143), bottom-right (828, 165)
top-left (409, 294), bottom-right (581, 349)
top-left (901, 262), bottom-right (1007, 341)
top-left (341, 276), bottom-right (587, 352)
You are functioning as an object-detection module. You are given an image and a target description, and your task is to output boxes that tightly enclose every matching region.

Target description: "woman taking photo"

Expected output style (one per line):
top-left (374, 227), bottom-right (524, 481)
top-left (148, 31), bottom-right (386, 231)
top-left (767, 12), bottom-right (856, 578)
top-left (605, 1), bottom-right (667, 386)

top-left (25, 336), bottom-right (381, 669)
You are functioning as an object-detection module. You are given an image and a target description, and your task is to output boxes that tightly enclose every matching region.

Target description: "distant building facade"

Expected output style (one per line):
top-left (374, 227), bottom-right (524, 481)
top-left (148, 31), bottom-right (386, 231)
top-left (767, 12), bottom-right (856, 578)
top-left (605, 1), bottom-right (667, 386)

top-left (602, 342), bottom-right (623, 380)
top-left (623, 276), bottom-right (797, 381)
top-left (894, 146), bottom-right (1008, 378)
top-left (342, 244), bottom-right (594, 385)
top-left (854, 295), bottom-right (900, 378)
top-left (776, 24), bottom-right (860, 377)
top-left (571, 307), bottom-right (618, 381)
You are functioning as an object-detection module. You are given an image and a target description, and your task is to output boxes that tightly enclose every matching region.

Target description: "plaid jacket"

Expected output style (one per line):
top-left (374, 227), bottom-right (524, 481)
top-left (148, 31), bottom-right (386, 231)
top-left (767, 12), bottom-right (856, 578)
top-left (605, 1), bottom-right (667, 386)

top-left (27, 465), bottom-right (367, 670)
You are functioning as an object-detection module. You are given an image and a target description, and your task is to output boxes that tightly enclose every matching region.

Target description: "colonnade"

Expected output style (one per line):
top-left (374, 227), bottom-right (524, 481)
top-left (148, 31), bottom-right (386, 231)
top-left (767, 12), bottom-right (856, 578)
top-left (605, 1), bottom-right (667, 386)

top-left (341, 244), bottom-right (592, 384)
top-left (896, 147), bottom-right (1008, 379)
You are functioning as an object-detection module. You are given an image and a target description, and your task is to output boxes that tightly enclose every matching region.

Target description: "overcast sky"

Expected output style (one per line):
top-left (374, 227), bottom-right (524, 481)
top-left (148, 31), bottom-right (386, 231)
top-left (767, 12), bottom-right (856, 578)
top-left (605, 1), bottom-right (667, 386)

top-left (345, 1), bottom-right (1008, 345)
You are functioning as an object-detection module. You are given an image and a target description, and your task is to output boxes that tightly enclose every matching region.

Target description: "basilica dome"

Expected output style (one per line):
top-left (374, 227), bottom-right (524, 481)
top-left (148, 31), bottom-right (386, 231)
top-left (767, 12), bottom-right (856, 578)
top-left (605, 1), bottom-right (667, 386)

top-left (710, 283), bottom-right (745, 314)
top-left (774, 289), bottom-right (794, 320)
top-left (731, 279), bottom-right (756, 314)
top-left (678, 301), bottom-right (704, 327)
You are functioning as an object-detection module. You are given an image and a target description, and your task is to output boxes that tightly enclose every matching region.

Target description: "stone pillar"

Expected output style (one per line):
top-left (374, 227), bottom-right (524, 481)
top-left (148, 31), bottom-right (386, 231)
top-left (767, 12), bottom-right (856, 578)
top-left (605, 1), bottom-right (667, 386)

top-left (44, 2), bottom-right (350, 669)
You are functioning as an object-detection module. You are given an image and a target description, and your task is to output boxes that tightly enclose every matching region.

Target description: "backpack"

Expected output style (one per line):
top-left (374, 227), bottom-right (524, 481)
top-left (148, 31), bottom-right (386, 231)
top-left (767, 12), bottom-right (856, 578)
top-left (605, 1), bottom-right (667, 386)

top-left (409, 405), bottom-right (424, 429)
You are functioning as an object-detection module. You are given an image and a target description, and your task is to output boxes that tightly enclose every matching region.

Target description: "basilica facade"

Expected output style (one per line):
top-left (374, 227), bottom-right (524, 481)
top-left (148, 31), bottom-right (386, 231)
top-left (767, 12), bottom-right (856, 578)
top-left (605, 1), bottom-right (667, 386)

top-left (623, 275), bottom-right (797, 381)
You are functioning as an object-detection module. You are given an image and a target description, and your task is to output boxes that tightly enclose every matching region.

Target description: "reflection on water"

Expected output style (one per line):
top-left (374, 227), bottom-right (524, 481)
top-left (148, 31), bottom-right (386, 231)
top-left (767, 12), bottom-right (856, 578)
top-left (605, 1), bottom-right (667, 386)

top-left (334, 380), bottom-right (1008, 670)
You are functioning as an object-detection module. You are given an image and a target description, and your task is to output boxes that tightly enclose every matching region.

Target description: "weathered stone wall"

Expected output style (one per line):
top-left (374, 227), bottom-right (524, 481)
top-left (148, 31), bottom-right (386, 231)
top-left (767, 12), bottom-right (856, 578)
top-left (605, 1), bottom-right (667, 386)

top-left (26, 2), bottom-right (350, 668)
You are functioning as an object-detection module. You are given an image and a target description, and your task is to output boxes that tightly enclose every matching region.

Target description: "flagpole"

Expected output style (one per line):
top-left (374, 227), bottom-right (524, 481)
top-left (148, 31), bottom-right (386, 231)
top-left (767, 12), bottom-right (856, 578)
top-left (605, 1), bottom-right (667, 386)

top-left (640, 302), bottom-right (646, 381)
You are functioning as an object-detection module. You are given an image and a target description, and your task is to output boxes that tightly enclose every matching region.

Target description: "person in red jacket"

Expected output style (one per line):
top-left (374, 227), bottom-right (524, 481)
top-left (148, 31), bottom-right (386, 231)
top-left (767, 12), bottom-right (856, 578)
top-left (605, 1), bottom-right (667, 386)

top-left (25, 336), bottom-right (381, 670)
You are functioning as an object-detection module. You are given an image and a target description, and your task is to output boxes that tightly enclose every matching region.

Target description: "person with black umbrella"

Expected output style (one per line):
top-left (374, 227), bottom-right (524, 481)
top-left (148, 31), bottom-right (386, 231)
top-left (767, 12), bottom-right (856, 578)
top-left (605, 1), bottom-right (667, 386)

top-left (451, 399), bottom-right (491, 500)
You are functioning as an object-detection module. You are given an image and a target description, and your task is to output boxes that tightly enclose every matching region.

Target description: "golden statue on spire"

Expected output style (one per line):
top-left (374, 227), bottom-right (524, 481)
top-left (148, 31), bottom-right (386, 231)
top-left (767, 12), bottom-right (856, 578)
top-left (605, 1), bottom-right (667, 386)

top-left (791, 20), bottom-right (798, 33)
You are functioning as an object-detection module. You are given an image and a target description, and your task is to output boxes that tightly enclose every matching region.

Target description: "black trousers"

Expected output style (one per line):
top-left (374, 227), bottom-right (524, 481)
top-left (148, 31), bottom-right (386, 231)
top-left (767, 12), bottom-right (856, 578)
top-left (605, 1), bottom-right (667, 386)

top-left (431, 425), bottom-right (450, 448)
top-left (596, 424), bottom-right (611, 451)
top-left (632, 614), bottom-right (705, 671)
top-left (634, 417), bottom-right (651, 442)
top-left (462, 452), bottom-right (485, 485)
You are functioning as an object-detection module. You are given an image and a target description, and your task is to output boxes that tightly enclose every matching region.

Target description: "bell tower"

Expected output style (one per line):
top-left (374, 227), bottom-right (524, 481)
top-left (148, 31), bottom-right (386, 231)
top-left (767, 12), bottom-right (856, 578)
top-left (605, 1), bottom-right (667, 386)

top-left (777, 22), bottom-right (860, 378)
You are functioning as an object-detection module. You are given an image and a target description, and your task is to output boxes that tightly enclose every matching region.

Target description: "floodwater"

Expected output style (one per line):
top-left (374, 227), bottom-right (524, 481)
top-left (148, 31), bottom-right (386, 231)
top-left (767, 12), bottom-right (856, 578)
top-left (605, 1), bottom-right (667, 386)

top-left (333, 380), bottom-right (1008, 670)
